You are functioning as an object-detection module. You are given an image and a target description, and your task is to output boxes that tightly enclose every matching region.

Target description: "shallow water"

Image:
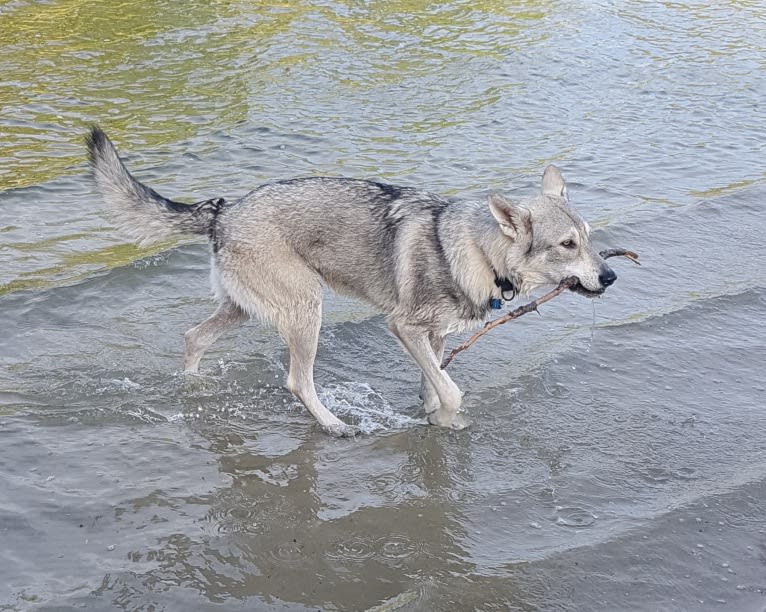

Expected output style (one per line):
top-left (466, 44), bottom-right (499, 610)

top-left (2, 1), bottom-right (766, 610)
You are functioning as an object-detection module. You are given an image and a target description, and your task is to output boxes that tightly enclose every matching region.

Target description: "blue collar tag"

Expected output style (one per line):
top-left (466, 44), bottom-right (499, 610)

top-left (489, 298), bottom-right (503, 310)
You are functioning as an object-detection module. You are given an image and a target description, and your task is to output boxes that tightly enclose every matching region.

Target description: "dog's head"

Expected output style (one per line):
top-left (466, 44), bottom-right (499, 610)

top-left (488, 165), bottom-right (616, 297)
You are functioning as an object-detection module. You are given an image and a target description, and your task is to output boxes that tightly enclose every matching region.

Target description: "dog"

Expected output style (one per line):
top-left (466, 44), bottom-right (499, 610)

top-left (85, 127), bottom-right (616, 436)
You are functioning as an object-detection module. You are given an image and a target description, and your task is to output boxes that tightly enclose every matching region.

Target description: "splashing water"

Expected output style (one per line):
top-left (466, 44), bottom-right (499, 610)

top-left (319, 382), bottom-right (425, 434)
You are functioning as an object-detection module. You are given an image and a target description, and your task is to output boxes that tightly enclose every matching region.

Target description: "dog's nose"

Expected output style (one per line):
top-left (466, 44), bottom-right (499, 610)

top-left (599, 268), bottom-right (617, 287)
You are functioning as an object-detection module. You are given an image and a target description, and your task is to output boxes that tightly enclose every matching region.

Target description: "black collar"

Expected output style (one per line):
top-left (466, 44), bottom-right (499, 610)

top-left (494, 272), bottom-right (516, 301)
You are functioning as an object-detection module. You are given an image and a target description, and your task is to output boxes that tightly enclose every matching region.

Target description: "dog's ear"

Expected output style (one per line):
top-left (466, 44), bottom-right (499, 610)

top-left (541, 165), bottom-right (567, 198)
top-left (488, 193), bottom-right (531, 240)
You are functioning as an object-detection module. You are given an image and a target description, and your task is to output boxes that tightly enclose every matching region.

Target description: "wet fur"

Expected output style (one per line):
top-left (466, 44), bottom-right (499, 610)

top-left (86, 127), bottom-right (615, 436)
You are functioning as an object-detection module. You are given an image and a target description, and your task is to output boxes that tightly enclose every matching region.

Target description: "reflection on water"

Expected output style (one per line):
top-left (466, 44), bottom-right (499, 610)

top-left (0, 0), bottom-right (544, 190)
top-left (2, 1), bottom-right (766, 610)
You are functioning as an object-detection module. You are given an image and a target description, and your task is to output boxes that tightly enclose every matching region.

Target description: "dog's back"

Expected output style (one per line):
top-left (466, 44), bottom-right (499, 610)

top-left (215, 177), bottom-right (456, 315)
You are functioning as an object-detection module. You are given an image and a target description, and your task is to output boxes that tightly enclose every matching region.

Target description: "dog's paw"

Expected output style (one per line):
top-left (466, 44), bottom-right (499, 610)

top-left (427, 410), bottom-right (471, 431)
top-left (324, 421), bottom-right (360, 438)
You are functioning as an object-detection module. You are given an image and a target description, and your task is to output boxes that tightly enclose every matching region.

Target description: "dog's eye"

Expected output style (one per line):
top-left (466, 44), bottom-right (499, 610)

top-left (560, 239), bottom-right (576, 249)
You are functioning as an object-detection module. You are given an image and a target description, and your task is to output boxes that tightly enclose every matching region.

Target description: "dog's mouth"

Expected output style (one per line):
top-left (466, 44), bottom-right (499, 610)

top-left (569, 280), bottom-right (606, 298)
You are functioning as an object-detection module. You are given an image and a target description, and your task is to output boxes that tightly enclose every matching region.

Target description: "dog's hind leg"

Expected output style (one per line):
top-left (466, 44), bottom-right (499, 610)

top-left (420, 332), bottom-right (445, 415)
top-left (275, 293), bottom-right (357, 438)
top-left (183, 300), bottom-right (248, 373)
top-left (390, 323), bottom-right (469, 430)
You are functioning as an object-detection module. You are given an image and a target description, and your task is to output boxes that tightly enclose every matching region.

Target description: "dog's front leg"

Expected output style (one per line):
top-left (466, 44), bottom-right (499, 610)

top-left (390, 323), bottom-right (470, 430)
top-left (420, 332), bottom-right (445, 415)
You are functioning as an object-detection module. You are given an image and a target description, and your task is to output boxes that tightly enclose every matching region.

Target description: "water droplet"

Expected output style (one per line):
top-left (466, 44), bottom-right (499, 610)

top-left (554, 507), bottom-right (596, 527)
top-left (269, 541), bottom-right (305, 564)
top-left (377, 535), bottom-right (422, 560)
top-left (326, 535), bottom-right (376, 562)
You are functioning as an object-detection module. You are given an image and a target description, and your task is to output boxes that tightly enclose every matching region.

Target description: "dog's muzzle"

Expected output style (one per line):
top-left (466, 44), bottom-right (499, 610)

top-left (570, 281), bottom-right (605, 297)
top-left (570, 265), bottom-right (617, 297)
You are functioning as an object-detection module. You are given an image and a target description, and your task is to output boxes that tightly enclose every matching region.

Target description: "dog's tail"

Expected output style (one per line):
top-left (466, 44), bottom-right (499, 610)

top-left (85, 126), bottom-right (224, 247)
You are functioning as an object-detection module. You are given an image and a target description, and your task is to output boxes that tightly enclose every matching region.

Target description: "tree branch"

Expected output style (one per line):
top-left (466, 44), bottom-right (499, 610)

top-left (440, 249), bottom-right (640, 369)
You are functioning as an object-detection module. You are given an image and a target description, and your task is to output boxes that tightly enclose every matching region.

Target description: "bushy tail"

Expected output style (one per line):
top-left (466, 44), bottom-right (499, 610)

top-left (85, 126), bottom-right (224, 246)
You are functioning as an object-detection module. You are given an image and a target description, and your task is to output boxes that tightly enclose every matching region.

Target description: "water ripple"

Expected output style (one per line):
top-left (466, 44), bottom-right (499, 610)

top-left (553, 506), bottom-right (597, 528)
top-left (325, 534), bottom-right (378, 563)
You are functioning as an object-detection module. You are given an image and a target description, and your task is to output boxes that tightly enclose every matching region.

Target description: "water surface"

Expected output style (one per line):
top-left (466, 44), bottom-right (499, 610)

top-left (2, 1), bottom-right (766, 610)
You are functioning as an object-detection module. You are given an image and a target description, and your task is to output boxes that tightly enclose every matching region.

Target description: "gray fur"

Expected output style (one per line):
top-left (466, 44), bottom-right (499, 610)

top-left (86, 127), bottom-right (615, 436)
top-left (85, 128), bottom-right (224, 247)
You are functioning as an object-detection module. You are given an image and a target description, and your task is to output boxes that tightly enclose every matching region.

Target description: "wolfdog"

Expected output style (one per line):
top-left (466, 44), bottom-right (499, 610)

top-left (85, 127), bottom-right (616, 436)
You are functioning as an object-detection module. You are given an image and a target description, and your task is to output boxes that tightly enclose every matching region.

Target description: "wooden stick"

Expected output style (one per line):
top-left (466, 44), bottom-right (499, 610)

top-left (440, 249), bottom-right (640, 369)
top-left (597, 248), bottom-right (640, 265)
